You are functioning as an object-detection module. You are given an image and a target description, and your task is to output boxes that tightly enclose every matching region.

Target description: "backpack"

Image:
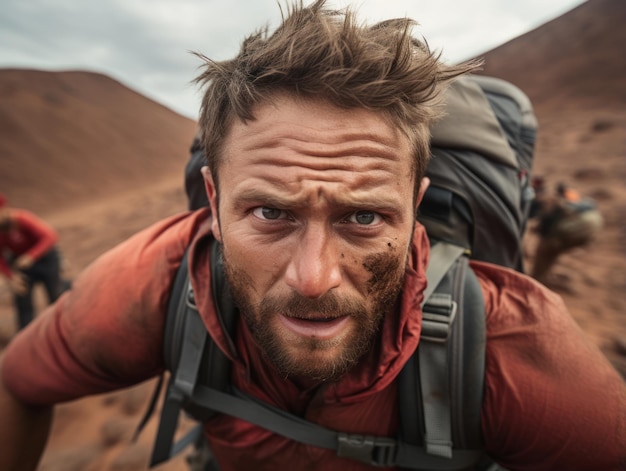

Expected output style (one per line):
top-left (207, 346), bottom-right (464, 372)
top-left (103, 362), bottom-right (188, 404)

top-left (420, 74), bottom-right (537, 271)
top-left (137, 74), bottom-right (537, 470)
top-left (185, 130), bottom-right (208, 211)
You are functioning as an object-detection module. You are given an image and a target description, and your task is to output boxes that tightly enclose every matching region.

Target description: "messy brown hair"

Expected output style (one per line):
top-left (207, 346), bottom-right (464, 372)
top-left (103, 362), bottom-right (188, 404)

top-left (194, 0), bottom-right (479, 194)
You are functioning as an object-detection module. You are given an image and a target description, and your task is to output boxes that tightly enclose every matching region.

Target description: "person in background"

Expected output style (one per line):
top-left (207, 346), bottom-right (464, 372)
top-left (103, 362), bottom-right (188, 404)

top-left (530, 180), bottom-right (604, 282)
top-left (0, 194), bottom-right (70, 330)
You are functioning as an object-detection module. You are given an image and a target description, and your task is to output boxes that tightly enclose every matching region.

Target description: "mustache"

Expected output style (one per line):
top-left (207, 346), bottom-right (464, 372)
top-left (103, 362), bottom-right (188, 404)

top-left (259, 291), bottom-right (366, 320)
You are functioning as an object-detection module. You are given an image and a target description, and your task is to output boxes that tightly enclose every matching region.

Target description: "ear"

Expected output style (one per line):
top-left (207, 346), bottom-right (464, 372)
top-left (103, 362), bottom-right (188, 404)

top-left (201, 166), bottom-right (222, 242)
top-left (415, 176), bottom-right (430, 211)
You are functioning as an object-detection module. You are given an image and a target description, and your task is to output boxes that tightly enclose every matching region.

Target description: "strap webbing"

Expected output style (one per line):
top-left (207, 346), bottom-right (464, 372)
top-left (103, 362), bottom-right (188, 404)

top-left (422, 243), bottom-right (465, 308)
top-left (173, 287), bottom-right (206, 395)
top-left (419, 294), bottom-right (456, 458)
top-left (151, 279), bottom-right (207, 466)
top-left (419, 242), bottom-right (465, 458)
top-left (170, 423), bottom-right (204, 458)
top-left (186, 385), bottom-right (482, 470)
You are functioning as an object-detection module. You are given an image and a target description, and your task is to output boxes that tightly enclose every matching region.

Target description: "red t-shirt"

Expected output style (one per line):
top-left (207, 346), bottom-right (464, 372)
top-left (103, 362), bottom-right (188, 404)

top-left (2, 209), bottom-right (625, 470)
top-left (0, 209), bottom-right (58, 276)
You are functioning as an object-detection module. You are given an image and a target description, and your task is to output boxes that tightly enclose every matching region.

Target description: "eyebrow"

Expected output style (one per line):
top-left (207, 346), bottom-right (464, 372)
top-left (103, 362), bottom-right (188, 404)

top-left (233, 188), bottom-right (406, 217)
top-left (233, 189), bottom-right (294, 210)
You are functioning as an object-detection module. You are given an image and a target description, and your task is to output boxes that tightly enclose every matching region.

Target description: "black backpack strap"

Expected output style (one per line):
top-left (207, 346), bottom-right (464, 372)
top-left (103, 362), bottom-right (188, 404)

top-left (149, 247), bottom-right (207, 466)
top-left (133, 244), bottom-right (197, 451)
top-left (149, 240), bottom-right (236, 467)
top-left (181, 384), bottom-right (482, 470)
top-left (132, 374), bottom-right (165, 443)
top-left (399, 241), bottom-right (486, 465)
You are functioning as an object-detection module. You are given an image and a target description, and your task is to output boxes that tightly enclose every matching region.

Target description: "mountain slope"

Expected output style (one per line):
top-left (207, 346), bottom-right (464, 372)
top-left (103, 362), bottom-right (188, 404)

top-left (0, 69), bottom-right (197, 215)
top-left (474, 0), bottom-right (626, 111)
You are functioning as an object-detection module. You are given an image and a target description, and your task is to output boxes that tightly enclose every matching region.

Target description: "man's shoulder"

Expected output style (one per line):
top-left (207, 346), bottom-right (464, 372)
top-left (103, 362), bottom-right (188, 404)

top-left (469, 260), bottom-right (567, 323)
top-left (468, 259), bottom-right (529, 284)
top-left (77, 209), bottom-right (213, 304)
top-left (114, 208), bottom-right (211, 257)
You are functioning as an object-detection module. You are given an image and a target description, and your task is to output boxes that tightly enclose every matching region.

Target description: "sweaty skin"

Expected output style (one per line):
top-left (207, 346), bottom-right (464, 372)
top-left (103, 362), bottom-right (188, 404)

top-left (202, 93), bottom-right (428, 385)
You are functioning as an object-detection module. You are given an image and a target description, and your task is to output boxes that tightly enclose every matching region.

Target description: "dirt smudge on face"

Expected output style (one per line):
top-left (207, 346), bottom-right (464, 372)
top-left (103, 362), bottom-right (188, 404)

top-left (362, 251), bottom-right (404, 305)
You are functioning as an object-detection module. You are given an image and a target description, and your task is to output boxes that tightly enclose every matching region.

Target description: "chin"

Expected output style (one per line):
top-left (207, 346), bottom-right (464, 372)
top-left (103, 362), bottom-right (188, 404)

top-left (269, 327), bottom-right (367, 382)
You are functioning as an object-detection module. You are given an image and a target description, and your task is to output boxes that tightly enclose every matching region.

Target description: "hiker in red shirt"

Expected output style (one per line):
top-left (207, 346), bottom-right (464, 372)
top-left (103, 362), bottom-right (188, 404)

top-left (0, 194), bottom-right (70, 330)
top-left (0, 2), bottom-right (624, 471)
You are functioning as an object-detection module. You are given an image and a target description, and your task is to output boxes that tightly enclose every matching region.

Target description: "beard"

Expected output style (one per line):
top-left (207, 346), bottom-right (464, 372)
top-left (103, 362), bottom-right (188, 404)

top-left (221, 246), bottom-right (407, 383)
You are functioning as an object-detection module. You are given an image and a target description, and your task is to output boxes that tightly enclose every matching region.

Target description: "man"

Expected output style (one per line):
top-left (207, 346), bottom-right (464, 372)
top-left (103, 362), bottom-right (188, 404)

top-left (530, 181), bottom-right (604, 281)
top-left (1, 2), bottom-right (624, 470)
top-left (0, 194), bottom-right (70, 330)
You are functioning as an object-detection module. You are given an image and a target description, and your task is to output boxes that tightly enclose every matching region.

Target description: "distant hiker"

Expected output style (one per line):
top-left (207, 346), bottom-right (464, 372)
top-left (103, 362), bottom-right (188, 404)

top-left (531, 181), bottom-right (603, 281)
top-left (0, 2), bottom-right (624, 471)
top-left (528, 175), bottom-right (546, 218)
top-left (0, 194), bottom-right (71, 330)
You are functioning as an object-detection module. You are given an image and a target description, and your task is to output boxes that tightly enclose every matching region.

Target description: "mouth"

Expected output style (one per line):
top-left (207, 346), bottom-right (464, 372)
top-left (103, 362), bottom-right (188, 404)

top-left (279, 314), bottom-right (350, 340)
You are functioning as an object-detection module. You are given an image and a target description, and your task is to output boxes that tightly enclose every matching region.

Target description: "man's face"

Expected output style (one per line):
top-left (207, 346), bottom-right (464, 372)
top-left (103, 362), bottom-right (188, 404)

top-left (204, 94), bottom-right (424, 384)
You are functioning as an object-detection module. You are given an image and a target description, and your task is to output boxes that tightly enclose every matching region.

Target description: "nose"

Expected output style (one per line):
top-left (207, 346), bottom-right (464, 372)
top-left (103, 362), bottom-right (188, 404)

top-left (284, 225), bottom-right (342, 298)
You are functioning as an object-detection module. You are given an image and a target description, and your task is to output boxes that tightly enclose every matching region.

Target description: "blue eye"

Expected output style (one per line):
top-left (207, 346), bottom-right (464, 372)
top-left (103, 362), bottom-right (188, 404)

top-left (348, 211), bottom-right (381, 225)
top-left (262, 207), bottom-right (282, 219)
top-left (253, 207), bottom-right (287, 220)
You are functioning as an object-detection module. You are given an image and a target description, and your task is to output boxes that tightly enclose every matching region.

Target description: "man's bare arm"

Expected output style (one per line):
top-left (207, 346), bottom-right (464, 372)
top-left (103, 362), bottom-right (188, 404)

top-left (0, 353), bottom-right (53, 471)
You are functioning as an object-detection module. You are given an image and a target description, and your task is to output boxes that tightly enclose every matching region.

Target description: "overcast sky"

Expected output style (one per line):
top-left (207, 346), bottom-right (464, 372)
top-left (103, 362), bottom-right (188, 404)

top-left (1, 0), bottom-right (585, 120)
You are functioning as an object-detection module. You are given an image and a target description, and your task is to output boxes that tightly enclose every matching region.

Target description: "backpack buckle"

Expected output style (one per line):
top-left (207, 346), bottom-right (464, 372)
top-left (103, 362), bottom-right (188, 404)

top-left (337, 433), bottom-right (397, 467)
top-left (421, 293), bottom-right (457, 343)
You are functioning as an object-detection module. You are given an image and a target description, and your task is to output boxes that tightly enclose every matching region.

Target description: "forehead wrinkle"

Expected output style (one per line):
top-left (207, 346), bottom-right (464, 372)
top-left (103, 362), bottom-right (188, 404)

top-left (242, 133), bottom-right (404, 164)
top-left (238, 154), bottom-right (404, 197)
top-left (226, 143), bottom-right (410, 212)
top-left (235, 136), bottom-right (406, 178)
top-left (252, 155), bottom-right (400, 179)
top-left (223, 98), bottom-right (412, 176)
top-left (231, 107), bottom-right (406, 153)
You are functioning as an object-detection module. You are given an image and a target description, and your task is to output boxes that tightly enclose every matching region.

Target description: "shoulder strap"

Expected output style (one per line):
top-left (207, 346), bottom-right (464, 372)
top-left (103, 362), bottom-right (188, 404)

top-left (180, 385), bottom-right (482, 469)
top-left (149, 240), bottom-right (236, 467)
top-left (133, 245), bottom-right (196, 452)
top-left (399, 241), bottom-right (486, 461)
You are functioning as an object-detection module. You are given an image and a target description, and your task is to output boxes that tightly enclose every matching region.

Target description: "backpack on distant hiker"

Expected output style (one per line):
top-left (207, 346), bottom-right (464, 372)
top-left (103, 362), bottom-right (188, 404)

top-left (136, 74), bottom-right (538, 470)
top-left (536, 183), bottom-right (601, 241)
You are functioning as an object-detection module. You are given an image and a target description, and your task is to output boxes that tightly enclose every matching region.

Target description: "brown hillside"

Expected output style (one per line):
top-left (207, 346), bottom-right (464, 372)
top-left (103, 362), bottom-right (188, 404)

top-left (0, 69), bottom-right (197, 216)
top-left (0, 1), bottom-right (625, 469)
top-left (476, 0), bottom-right (626, 111)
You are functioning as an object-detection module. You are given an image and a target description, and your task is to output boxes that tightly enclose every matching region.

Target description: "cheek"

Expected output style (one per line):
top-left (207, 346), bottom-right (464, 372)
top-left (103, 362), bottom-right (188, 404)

top-left (221, 232), bottom-right (285, 293)
top-left (362, 251), bottom-right (404, 296)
